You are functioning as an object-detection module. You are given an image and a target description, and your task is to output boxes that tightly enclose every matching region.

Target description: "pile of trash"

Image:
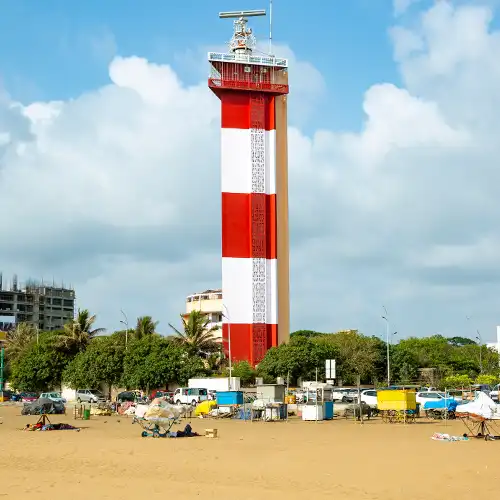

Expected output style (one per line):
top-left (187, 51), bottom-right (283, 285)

top-left (431, 432), bottom-right (469, 442)
top-left (132, 399), bottom-right (192, 421)
top-left (90, 402), bottom-right (113, 416)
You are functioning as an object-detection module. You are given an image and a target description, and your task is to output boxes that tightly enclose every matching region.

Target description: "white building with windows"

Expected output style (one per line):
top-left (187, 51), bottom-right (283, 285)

top-left (183, 289), bottom-right (223, 340)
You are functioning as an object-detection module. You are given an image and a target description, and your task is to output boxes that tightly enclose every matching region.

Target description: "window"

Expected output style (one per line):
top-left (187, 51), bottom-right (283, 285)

top-left (426, 393), bottom-right (441, 399)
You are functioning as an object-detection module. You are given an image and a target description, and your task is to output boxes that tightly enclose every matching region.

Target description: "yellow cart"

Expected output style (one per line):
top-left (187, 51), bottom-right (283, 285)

top-left (377, 390), bottom-right (418, 424)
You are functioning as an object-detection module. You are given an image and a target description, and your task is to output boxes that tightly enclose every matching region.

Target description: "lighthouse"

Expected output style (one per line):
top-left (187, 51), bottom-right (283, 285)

top-left (208, 9), bottom-right (290, 365)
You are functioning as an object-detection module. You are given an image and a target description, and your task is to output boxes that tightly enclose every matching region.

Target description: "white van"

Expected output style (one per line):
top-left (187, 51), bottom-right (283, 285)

top-left (173, 387), bottom-right (208, 406)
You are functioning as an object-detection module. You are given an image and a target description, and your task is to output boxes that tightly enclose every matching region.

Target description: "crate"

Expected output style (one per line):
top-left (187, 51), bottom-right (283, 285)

top-left (377, 390), bottom-right (416, 411)
top-left (205, 428), bottom-right (218, 438)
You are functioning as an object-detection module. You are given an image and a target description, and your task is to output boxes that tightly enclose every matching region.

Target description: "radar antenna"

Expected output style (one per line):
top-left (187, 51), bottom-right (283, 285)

top-left (218, 9), bottom-right (266, 55)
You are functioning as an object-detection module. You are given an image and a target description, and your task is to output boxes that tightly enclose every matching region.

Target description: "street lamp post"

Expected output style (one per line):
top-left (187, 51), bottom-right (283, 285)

top-left (476, 330), bottom-right (483, 374)
top-left (467, 316), bottom-right (483, 374)
top-left (382, 315), bottom-right (390, 387)
top-left (382, 306), bottom-right (392, 387)
top-left (222, 304), bottom-right (232, 391)
top-left (120, 309), bottom-right (129, 349)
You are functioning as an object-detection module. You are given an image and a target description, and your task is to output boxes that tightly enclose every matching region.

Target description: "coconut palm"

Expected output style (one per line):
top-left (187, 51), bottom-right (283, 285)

top-left (5, 322), bottom-right (37, 362)
top-left (134, 316), bottom-right (158, 340)
top-left (205, 351), bottom-right (227, 374)
top-left (56, 308), bottom-right (105, 353)
top-left (169, 310), bottom-right (220, 357)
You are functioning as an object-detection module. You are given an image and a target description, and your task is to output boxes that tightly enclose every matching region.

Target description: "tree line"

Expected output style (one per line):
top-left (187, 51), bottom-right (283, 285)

top-left (4, 309), bottom-right (249, 393)
top-left (3, 313), bottom-right (499, 393)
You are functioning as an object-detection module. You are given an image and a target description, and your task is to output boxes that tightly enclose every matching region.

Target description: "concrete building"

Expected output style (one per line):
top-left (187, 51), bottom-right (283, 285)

top-left (208, 10), bottom-right (290, 365)
top-left (0, 274), bottom-right (75, 331)
top-left (183, 289), bottom-right (223, 340)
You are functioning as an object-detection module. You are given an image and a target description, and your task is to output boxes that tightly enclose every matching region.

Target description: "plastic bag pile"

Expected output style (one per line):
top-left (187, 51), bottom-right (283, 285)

top-left (144, 400), bottom-right (183, 420)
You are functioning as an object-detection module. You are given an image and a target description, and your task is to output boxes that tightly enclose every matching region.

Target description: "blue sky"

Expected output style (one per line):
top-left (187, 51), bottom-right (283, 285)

top-left (3, 0), bottom-right (500, 341)
top-left (1, 0), bottom-right (402, 131)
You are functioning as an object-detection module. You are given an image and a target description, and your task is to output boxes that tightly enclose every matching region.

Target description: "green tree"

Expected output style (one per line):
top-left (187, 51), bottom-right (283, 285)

top-left (122, 336), bottom-right (205, 390)
top-left (442, 374), bottom-right (472, 388)
top-left (63, 336), bottom-right (125, 394)
top-left (258, 336), bottom-right (338, 383)
top-left (56, 309), bottom-right (105, 354)
top-left (206, 352), bottom-right (226, 375)
top-left (391, 344), bottom-right (420, 384)
top-left (176, 355), bottom-right (206, 386)
top-left (10, 334), bottom-right (68, 391)
top-left (229, 361), bottom-right (256, 386)
top-left (134, 316), bottom-right (158, 340)
top-left (169, 310), bottom-right (220, 356)
top-left (316, 331), bottom-right (382, 384)
top-left (448, 336), bottom-right (477, 347)
top-left (290, 330), bottom-right (324, 339)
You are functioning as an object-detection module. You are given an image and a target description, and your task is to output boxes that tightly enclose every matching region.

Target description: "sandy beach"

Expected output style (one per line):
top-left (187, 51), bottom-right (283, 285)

top-left (0, 405), bottom-right (498, 499)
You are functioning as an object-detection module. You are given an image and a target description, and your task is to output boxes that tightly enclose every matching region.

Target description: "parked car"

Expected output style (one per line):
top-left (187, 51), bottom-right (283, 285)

top-left (10, 392), bottom-right (23, 402)
top-left (0, 390), bottom-right (14, 402)
top-left (76, 389), bottom-right (106, 404)
top-left (39, 392), bottom-right (66, 404)
top-left (116, 391), bottom-right (137, 403)
top-left (21, 392), bottom-right (38, 403)
top-left (331, 388), bottom-right (349, 402)
top-left (173, 387), bottom-right (208, 406)
top-left (416, 391), bottom-right (457, 408)
top-left (150, 390), bottom-right (173, 403)
top-left (342, 388), bottom-right (366, 403)
top-left (360, 389), bottom-right (378, 408)
top-left (490, 384), bottom-right (500, 402)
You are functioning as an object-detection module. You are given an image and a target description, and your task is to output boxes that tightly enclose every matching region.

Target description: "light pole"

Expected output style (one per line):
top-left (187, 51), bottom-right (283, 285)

top-left (222, 304), bottom-right (232, 391)
top-left (382, 306), bottom-right (390, 387)
top-left (120, 309), bottom-right (129, 349)
top-left (466, 316), bottom-right (483, 374)
top-left (476, 330), bottom-right (483, 374)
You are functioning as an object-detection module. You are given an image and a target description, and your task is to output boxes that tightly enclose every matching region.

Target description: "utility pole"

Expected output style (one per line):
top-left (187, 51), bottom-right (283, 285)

top-left (382, 307), bottom-right (390, 386)
top-left (120, 309), bottom-right (129, 350)
top-left (0, 346), bottom-right (4, 391)
top-left (476, 330), bottom-right (483, 374)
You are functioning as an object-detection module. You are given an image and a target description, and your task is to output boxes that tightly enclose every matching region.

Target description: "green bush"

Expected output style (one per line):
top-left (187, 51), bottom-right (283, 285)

top-left (475, 374), bottom-right (498, 386)
top-left (441, 374), bottom-right (472, 388)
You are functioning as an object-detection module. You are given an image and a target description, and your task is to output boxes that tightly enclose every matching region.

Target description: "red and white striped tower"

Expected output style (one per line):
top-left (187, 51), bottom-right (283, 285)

top-left (208, 10), bottom-right (290, 366)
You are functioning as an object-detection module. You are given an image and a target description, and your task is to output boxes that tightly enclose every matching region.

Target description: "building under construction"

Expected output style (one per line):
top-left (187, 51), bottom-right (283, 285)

top-left (0, 274), bottom-right (75, 332)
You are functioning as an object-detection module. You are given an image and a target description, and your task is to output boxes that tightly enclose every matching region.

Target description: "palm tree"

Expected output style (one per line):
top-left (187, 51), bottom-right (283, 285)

top-left (134, 316), bottom-right (158, 340)
top-left (169, 310), bottom-right (220, 357)
top-left (5, 322), bottom-right (37, 362)
top-left (56, 308), bottom-right (105, 353)
top-left (205, 351), bottom-right (227, 374)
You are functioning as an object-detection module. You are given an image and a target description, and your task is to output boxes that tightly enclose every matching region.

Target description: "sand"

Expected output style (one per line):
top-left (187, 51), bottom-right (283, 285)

top-left (0, 405), bottom-right (499, 499)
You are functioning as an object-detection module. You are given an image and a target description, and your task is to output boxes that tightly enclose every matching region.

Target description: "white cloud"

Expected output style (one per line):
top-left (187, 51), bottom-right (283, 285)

top-left (2, 1), bottom-right (500, 340)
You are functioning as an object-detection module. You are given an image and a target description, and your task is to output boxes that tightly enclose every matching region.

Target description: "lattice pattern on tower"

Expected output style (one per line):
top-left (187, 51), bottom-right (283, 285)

top-left (250, 92), bottom-right (268, 363)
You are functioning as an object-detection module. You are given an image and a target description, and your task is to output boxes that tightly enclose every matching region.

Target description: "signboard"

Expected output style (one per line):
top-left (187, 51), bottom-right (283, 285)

top-left (325, 359), bottom-right (336, 380)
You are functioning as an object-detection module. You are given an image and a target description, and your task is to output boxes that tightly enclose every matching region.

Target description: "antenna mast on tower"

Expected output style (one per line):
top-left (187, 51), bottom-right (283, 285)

top-left (269, 0), bottom-right (273, 56)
